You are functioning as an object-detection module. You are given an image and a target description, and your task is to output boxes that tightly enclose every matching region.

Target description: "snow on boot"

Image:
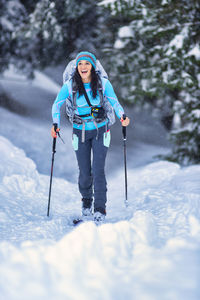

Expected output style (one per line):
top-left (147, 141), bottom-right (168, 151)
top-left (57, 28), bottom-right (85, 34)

top-left (82, 207), bottom-right (92, 216)
top-left (94, 211), bottom-right (105, 225)
top-left (82, 198), bottom-right (93, 216)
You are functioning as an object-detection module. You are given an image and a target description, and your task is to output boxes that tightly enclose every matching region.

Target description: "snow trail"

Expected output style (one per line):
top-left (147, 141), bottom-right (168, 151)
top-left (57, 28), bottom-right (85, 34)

top-left (0, 135), bottom-right (200, 299)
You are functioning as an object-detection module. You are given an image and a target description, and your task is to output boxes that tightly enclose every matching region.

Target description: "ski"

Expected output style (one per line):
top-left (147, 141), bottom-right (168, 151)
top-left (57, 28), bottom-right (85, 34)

top-left (73, 218), bottom-right (84, 225)
top-left (73, 214), bottom-right (93, 226)
top-left (72, 216), bottom-right (106, 226)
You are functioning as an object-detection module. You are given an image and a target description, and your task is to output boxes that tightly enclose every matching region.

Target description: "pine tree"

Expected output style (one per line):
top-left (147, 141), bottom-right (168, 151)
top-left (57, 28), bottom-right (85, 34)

top-left (101, 0), bottom-right (200, 164)
top-left (0, 0), bottom-right (27, 72)
top-left (14, 0), bottom-right (104, 74)
top-left (19, 0), bottom-right (40, 13)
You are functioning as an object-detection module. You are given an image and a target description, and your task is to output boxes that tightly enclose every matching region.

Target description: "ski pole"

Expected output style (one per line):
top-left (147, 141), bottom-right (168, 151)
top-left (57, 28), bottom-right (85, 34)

top-left (122, 114), bottom-right (128, 207)
top-left (47, 124), bottom-right (58, 217)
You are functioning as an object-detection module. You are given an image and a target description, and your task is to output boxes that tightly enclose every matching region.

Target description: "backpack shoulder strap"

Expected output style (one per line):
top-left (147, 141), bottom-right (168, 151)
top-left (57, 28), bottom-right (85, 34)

top-left (71, 78), bottom-right (77, 108)
top-left (71, 77), bottom-right (93, 108)
top-left (97, 75), bottom-right (104, 106)
top-left (71, 74), bottom-right (105, 108)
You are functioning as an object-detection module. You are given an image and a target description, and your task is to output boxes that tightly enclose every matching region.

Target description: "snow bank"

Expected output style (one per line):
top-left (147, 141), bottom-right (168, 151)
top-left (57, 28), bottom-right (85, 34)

top-left (2, 64), bottom-right (61, 94)
top-left (0, 136), bottom-right (200, 300)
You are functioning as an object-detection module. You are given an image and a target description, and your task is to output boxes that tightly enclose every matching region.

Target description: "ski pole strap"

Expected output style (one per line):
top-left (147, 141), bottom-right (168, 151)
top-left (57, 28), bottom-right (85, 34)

top-left (57, 132), bottom-right (65, 144)
top-left (122, 114), bottom-right (126, 140)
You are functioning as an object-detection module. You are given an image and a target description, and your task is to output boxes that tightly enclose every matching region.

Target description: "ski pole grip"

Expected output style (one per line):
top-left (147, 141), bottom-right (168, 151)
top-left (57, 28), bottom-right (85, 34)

top-left (122, 114), bottom-right (126, 139)
top-left (53, 123), bottom-right (58, 132)
top-left (52, 123), bottom-right (58, 153)
top-left (122, 114), bottom-right (126, 120)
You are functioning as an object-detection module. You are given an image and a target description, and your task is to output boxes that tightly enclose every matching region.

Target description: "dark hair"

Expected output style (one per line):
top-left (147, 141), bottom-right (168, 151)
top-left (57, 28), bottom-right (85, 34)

top-left (73, 67), bottom-right (98, 99)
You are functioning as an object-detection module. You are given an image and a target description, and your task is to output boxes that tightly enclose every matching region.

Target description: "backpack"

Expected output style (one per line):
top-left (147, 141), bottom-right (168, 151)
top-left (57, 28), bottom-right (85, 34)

top-left (62, 59), bottom-right (116, 127)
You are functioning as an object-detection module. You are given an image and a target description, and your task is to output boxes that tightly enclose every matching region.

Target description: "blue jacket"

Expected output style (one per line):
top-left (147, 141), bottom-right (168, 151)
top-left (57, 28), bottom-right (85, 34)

top-left (52, 77), bottom-right (124, 130)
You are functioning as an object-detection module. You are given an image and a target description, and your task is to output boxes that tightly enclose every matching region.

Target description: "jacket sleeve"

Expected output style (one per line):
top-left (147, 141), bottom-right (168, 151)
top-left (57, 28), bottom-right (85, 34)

top-left (103, 79), bottom-right (124, 119)
top-left (52, 83), bottom-right (70, 127)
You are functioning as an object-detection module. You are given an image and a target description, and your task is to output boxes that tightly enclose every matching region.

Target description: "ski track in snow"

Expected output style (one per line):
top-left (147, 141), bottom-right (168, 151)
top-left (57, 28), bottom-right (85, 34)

top-left (0, 135), bottom-right (200, 300)
top-left (0, 70), bottom-right (200, 299)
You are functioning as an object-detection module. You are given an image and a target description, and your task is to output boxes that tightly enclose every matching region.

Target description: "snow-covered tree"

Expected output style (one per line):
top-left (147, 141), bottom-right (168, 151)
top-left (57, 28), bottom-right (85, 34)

top-left (0, 0), bottom-right (106, 76)
top-left (101, 0), bottom-right (200, 164)
top-left (19, 0), bottom-right (40, 13)
top-left (14, 0), bottom-right (104, 73)
top-left (0, 0), bottom-right (27, 72)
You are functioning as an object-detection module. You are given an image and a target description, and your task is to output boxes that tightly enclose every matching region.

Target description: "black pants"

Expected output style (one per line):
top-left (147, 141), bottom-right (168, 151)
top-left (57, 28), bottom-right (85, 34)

top-left (72, 126), bottom-right (111, 212)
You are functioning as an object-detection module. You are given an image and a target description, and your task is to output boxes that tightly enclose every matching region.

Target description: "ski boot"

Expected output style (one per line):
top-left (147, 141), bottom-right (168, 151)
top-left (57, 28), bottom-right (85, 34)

top-left (94, 207), bottom-right (106, 225)
top-left (82, 197), bottom-right (93, 217)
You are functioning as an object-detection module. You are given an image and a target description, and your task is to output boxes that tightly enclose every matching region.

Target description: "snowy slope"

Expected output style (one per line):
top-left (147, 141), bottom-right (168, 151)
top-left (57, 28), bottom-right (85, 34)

top-left (0, 135), bottom-right (200, 300)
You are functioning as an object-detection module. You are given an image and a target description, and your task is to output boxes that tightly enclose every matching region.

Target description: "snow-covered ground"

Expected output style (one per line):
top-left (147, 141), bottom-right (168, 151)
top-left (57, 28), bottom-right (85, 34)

top-left (0, 135), bottom-right (200, 300)
top-left (0, 69), bottom-right (200, 299)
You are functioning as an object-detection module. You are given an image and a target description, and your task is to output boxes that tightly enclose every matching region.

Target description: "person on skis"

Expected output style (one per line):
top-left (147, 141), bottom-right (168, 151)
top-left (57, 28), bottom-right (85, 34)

top-left (51, 51), bottom-right (129, 224)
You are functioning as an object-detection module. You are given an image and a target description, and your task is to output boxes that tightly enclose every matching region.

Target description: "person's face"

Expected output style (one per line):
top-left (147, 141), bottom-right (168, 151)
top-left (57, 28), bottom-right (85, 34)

top-left (77, 60), bottom-right (92, 83)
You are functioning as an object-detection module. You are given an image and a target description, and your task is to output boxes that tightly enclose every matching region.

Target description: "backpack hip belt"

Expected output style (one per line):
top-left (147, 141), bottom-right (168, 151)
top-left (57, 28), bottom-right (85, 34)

top-left (73, 113), bottom-right (107, 143)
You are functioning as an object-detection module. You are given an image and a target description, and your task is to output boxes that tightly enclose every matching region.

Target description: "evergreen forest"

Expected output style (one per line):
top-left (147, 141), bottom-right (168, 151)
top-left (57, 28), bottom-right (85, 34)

top-left (0, 0), bottom-right (199, 165)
